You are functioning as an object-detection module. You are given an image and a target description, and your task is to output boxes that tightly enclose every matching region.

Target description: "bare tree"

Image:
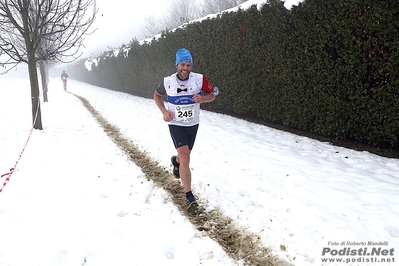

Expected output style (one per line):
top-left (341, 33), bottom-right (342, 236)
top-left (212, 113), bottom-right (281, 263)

top-left (36, 23), bottom-right (57, 102)
top-left (139, 0), bottom-right (200, 38)
top-left (139, 0), bottom-right (248, 38)
top-left (141, 14), bottom-right (164, 39)
top-left (164, 0), bottom-right (202, 30)
top-left (0, 0), bottom-right (97, 129)
top-left (86, 46), bottom-right (104, 58)
top-left (201, 0), bottom-right (248, 15)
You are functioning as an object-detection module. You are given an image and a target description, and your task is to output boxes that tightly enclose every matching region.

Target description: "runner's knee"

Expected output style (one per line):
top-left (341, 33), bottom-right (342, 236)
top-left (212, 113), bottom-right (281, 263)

top-left (177, 148), bottom-right (190, 166)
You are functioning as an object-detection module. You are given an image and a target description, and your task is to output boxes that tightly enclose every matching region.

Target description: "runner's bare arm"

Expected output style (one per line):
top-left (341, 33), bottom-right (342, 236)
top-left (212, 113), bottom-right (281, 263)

top-left (154, 91), bottom-right (173, 122)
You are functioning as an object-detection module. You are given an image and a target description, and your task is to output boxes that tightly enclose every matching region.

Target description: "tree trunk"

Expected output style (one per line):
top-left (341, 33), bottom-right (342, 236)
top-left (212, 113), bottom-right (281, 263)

top-left (39, 61), bottom-right (49, 102)
top-left (27, 58), bottom-right (43, 130)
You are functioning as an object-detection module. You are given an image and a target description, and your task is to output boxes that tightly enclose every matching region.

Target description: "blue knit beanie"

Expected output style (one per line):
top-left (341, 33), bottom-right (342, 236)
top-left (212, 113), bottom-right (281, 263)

top-left (175, 48), bottom-right (193, 66)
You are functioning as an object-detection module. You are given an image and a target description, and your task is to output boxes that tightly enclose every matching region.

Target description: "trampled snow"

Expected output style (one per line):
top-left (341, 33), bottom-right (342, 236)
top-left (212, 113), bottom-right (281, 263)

top-left (0, 77), bottom-right (398, 266)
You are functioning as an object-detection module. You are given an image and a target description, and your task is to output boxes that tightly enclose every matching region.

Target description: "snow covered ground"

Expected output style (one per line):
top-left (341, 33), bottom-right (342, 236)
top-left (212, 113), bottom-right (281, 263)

top-left (1, 77), bottom-right (398, 266)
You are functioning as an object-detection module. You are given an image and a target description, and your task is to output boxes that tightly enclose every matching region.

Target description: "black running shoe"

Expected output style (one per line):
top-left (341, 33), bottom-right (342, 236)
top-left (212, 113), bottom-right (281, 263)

top-left (171, 156), bottom-right (180, 178)
top-left (186, 194), bottom-right (199, 213)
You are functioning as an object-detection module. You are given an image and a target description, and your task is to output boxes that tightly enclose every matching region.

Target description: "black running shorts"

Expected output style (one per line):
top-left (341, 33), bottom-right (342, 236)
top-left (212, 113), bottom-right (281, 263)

top-left (168, 124), bottom-right (199, 150)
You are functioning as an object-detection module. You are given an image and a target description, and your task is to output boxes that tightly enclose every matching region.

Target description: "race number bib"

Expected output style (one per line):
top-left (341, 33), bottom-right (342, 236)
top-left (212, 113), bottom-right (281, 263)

top-left (175, 104), bottom-right (195, 122)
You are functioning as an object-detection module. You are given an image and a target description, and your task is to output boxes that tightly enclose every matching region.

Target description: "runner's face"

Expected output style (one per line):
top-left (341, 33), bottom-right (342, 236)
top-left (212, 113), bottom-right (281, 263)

top-left (177, 62), bottom-right (191, 80)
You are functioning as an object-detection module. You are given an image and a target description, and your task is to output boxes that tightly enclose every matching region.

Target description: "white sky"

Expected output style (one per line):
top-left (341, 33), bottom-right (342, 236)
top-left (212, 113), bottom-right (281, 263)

top-left (82, 0), bottom-right (169, 56)
top-left (82, 0), bottom-right (303, 57)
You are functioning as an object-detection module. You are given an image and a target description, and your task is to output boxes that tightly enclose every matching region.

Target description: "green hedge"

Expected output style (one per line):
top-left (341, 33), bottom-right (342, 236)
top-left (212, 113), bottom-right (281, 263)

top-left (68, 0), bottom-right (399, 150)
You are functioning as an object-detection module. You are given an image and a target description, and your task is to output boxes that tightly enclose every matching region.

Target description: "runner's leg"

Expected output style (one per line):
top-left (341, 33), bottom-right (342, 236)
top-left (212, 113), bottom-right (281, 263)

top-left (176, 145), bottom-right (191, 192)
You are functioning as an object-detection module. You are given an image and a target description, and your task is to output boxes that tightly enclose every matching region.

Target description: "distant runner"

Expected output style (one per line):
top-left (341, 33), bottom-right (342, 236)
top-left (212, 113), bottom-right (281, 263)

top-left (61, 70), bottom-right (69, 90)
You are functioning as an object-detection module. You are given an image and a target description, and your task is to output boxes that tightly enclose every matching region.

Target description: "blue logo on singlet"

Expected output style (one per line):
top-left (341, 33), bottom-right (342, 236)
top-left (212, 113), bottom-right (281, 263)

top-left (168, 95), bottom-right (196, 105)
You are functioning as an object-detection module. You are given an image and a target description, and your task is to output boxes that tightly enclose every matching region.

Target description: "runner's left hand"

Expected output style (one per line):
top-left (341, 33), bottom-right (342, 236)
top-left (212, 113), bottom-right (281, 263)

top-left (192, 94), bottom-right (202, 103)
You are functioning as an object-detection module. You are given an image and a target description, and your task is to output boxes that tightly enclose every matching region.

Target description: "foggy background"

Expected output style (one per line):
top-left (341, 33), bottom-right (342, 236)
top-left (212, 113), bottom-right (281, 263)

top-left (0, 0), bottom-right (302, 78)
top-left (82, 0), bottom-right (302, 58)
top-left (82, 0), bottom-right (169, 57)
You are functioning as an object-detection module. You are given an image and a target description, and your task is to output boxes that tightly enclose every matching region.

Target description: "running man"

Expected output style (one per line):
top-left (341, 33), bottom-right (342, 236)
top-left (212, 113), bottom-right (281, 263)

top-left (153, 48), bottom-right (219, 211)
top-left (61, 70), bottom-right (69, 90)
